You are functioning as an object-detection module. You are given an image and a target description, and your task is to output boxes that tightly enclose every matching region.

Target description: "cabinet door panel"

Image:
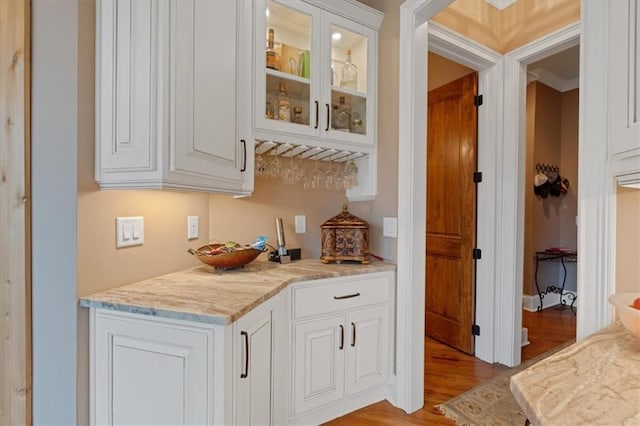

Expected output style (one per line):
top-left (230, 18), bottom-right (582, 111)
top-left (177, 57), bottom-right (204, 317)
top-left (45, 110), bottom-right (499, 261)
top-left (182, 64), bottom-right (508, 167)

top-left (292, 316), bottom-right (345, 416)
top-left (94, 313), bottom-right (212, 425)
top-left (346, 306), bottom-right (388, 396)
top-left (236, 311), bottom-right (273, 425)
top-left (609, 0), bottom-right (640, 157)
top-left (98, 0), bottom-right (155, 172)
top-left (171, 0), bottom-right (242, 182)
top-left (112, 336), bottom-right (187, 425)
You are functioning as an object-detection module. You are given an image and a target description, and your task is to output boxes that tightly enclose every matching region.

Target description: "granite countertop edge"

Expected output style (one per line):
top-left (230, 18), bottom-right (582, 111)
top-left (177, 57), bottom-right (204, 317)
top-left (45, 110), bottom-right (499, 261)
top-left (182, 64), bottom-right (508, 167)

top-left (79, 259), bottom-right (396, 326)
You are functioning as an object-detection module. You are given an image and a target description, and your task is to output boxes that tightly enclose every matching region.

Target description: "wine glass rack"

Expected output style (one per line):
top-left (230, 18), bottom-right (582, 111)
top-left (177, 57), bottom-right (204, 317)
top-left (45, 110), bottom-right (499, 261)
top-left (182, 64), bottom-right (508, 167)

top-left (254, 140), bottom-right (368, 163)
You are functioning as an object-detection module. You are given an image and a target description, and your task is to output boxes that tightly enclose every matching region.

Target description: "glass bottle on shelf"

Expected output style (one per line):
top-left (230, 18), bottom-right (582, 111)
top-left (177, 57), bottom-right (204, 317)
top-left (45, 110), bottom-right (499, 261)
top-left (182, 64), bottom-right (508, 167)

top-left (266, 28), bottom-right (280, 70)
top-left (334, 96), bottom-right (351, 132)
top-left (351, 112), bottom-right (363, 134)
top-left (277, 82), bottom-right (291, 122)
top-left (341, 49), bottom-right (358, 90)
top-left (292, 106), bottom-right (304, 124)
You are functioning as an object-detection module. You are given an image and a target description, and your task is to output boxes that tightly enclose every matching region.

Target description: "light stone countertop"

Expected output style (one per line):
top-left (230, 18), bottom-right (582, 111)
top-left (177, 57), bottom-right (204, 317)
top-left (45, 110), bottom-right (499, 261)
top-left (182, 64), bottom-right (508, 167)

top-left (510, 321), bottom-right (640, 425)
top-left (79, 258), bottom-right (396, 325)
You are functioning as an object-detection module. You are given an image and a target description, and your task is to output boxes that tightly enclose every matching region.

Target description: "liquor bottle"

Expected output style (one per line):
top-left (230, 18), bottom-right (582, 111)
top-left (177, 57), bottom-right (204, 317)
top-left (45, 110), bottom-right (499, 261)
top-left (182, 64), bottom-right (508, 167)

top-left (277, 82), bottom-right (291, 122)
top-left (340, 49), bottom-right (358, 90)
top-left (266, 28), bottom-right (280, 70)
top-left (334, 96), bottom-right (351, 132)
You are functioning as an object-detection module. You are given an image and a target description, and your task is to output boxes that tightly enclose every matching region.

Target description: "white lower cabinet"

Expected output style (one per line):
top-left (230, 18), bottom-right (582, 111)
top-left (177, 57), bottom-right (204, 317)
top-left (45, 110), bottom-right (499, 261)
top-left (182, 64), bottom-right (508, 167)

top-left (289, 272), bottom-right (395, 424)
top-left (93, 310), bottom-right (215, 425)
top-left (89, 271), bottom-right (394, 425)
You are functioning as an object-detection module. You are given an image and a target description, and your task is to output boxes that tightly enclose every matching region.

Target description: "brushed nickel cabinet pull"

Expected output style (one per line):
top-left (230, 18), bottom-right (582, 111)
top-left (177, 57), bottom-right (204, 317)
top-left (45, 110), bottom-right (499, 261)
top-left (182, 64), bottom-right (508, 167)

top-left (333, 292), bottom-right (361, 300)
top-left (339, 325), bottom-right (344, 350)
top-left (351, 322), bottom-right (356, 347)
top-left (240, 331), bottom-right (249, 378)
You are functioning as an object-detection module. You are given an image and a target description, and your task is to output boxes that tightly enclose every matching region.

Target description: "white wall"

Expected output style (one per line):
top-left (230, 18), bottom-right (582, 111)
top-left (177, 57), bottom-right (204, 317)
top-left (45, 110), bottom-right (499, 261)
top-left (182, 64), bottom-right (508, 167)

top-left (31, 0), bottom-right (78, 423)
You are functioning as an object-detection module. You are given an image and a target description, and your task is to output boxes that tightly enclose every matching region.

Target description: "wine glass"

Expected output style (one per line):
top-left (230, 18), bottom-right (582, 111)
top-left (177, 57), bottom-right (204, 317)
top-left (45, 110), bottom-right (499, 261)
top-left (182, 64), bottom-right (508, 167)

top-left (310, 160), bottom-right (323, 189)
top-left (282, 155), bottom-right (298, 185)
top-left (267, 155), bottom-right (281, 179)
top-left (255, 153), bottom-right (267, 177)
top-left (324, 161), bottom-right (337, 190)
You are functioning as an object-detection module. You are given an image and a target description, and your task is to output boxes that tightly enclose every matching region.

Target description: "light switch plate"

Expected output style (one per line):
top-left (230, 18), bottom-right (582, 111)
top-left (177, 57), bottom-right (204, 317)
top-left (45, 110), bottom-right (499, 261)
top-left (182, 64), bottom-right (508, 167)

top-left (116, 216), bottom-right (144, 248)
top-left (188, 216), bottom-right (199, 240)
top-left (295, 215), bottom-right (306, 234)
top-left (383, 217), bottom-right (398, 238)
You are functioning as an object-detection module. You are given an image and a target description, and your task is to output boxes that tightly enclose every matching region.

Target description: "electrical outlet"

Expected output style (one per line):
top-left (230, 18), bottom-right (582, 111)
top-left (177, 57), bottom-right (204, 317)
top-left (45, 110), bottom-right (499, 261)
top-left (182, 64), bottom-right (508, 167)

top-left (116, 216), bottom-right (144, 248)
top-left (188, 216), bottom-right (199, 240)
top-left (295, 215), bottom-right (306, 233)
top-left (383, 217), bottom-right (398, 238)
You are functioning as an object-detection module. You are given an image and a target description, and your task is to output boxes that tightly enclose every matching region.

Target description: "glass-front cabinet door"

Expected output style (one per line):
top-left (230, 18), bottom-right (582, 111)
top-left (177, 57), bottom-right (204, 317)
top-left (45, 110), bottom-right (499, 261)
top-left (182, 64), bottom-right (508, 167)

top-left (254, 0), bottom-right (321, 138)
top-left (322, 14), bottom-right (376, 147)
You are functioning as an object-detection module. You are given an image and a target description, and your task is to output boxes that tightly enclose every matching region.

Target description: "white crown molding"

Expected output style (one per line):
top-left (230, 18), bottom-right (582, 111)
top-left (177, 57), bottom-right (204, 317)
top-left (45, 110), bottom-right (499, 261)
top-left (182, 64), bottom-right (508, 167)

top-left (528, 67), bottom-right (580, 92)
top-left (485, 0), bottom-right (518, 11)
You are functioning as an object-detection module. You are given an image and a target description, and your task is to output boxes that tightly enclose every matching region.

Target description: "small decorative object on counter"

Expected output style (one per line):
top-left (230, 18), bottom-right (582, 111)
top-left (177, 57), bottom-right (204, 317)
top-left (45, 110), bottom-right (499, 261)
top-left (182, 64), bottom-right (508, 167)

top-left (188, 236), bottom-right (268, 270)
top-left (321, 204), bottom-right (369, 264)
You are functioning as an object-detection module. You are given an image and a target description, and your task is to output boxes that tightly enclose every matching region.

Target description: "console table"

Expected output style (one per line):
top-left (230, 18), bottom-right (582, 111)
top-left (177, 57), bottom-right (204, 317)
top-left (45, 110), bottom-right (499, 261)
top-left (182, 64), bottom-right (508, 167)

top-left (534, 250), bottom-right (577, 313)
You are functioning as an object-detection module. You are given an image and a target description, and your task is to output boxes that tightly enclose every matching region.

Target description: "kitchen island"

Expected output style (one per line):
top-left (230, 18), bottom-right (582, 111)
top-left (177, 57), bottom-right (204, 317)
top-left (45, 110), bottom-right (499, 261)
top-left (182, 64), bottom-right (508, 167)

top-left (510, 321), bottom-right (640, 425)
top-left (81, 258), bottom-right (396, 425)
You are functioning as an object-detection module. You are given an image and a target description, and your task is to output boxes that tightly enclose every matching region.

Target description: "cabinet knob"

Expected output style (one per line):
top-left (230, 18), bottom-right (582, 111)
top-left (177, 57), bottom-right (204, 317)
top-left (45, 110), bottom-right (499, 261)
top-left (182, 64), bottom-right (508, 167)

top-left (315, 101), bottom-right (319, 129)
top-left (351, 322), bottom-right (356, 347)
top-left (339, 325), bottom-right (344, 350)
top-left (325, 103), bottom-right (330, 131)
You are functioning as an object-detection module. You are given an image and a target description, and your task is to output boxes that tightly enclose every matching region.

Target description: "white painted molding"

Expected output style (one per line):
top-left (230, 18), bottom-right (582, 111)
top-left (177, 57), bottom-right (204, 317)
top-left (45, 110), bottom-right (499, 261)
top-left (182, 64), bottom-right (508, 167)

top-left (528, 66), bottom-right (580, 92)
top-left (578, 2), bottom-right (616, 338)
top-left (427, 21), bottom-right (503, 365)
top-left (498, 21), bottom-right (580, 368)
top-left (485, 0), bottom-right (518, 11)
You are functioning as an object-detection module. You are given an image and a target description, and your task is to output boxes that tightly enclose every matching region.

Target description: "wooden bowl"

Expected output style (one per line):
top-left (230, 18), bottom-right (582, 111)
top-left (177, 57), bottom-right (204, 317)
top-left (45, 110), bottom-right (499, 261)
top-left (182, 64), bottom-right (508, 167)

top-left (188, 244), bottom-right (265, 270)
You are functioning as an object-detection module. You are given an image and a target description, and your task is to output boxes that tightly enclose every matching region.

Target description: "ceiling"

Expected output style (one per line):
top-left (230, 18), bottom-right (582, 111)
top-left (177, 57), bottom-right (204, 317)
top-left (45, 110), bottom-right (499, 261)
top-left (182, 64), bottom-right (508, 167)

top-left (527, 45), bottom-right (580, 92)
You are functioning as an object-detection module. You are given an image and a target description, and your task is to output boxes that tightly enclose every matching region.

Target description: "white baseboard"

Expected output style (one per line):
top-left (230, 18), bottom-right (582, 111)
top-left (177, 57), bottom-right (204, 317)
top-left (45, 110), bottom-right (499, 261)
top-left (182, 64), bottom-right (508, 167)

top-left (521, 327), bottom-right (530, 347)
top-left (522, 291), bottom-right (577, 312)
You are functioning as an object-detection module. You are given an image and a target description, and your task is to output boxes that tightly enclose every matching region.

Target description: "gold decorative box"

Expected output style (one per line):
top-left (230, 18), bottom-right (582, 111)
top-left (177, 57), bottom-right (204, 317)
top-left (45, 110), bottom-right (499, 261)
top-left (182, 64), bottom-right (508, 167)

top-left (321, 205), bottom-right (369, 264)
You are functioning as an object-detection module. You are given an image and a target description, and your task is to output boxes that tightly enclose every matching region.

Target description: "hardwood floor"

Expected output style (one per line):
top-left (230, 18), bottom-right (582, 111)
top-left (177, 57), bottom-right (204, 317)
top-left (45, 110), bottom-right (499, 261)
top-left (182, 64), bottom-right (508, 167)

top-left (326, 305), bottom-right (576, 425)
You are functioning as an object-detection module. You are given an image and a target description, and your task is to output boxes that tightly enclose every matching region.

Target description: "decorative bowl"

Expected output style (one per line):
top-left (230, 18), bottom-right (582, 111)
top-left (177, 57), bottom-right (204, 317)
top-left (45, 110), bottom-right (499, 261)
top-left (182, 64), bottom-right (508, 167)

top-left (608, 293), bottom-right (640, 339)
top-left (188, 244), bottom-right (265, 270)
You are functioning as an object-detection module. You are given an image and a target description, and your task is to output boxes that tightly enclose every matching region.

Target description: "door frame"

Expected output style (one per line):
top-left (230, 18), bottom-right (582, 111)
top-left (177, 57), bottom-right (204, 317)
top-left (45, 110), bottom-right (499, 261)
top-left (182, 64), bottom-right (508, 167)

top-left (397, 0), bottom-right (611, 414)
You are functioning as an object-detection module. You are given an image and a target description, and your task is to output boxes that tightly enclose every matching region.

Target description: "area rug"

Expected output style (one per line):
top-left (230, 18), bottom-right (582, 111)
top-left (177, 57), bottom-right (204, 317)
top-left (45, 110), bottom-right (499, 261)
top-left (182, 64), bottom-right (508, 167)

top-left (437, 341), bottom-right (574, 426)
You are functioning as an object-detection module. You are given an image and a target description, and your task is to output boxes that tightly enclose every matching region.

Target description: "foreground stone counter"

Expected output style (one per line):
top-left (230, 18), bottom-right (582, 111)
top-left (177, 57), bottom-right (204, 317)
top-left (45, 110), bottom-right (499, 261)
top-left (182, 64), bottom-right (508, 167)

top-left (79, 258), bottom-right (396, 325)
top-left (510, 321), bottom-right (640, 425)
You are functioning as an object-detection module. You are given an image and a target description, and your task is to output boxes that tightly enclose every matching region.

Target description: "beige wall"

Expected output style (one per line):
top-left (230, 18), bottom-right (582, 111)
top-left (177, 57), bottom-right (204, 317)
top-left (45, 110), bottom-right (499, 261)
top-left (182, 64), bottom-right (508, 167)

top-left (616, 187), bottom-right (640, 293)
top-left (428, 52), bottom-right (474, 91)
top-left (433, 0), bottom-right (580, 53)
top-left (522, 82), bottom-right (579, 296)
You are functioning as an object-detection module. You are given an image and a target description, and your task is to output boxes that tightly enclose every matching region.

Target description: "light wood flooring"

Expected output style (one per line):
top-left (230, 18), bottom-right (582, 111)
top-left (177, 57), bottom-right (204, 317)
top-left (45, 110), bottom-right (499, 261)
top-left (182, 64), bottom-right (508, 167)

top-left (326, 305), bottom-right (576, 425)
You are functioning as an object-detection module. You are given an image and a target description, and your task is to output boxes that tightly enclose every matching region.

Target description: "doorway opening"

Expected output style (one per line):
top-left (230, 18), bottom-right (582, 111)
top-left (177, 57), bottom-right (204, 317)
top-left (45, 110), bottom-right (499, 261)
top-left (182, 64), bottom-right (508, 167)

top-left (521, 45), bottom-right (580, 359)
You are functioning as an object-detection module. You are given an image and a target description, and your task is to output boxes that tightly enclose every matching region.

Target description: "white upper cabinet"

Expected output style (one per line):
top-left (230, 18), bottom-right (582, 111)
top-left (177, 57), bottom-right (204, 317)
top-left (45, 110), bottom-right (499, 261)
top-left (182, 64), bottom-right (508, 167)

top-left (95, 0), bottom-right (254, 194)
top-left (608, 0), bottom-right (640, 179)
top-left (253, 0), bottom-right (381, 151)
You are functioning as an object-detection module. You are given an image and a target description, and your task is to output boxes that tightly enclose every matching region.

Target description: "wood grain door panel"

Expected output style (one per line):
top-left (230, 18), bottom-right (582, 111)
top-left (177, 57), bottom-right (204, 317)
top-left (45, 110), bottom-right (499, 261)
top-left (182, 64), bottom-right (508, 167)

top-left (425, 72), bottom-right (478, 354)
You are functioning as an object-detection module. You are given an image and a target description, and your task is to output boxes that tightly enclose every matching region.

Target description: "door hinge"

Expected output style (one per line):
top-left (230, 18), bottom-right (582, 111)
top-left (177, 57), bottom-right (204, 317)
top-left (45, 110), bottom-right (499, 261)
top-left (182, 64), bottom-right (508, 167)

top-left (472, 324), bottom-right (480, 336)
top-left (473, 171), bottom-right (483, 183)
top-left (474, 94), bottom-right (483, 106)
top-left (472, 248), bottom-right (482, 260)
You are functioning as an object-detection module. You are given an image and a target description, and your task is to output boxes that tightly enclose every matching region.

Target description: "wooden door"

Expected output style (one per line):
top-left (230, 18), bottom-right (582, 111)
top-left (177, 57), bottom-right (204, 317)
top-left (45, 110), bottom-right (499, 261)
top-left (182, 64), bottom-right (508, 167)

top-left (0, 0), bottom-right (31, 424)
top-left (425, 72), bottom-right (478, 354)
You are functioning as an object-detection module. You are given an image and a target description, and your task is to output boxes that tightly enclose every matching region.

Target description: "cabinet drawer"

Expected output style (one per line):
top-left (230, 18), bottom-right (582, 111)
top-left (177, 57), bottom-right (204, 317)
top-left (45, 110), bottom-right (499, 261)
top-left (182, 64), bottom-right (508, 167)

top-left (292, 273), bottom-right (391, 320)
